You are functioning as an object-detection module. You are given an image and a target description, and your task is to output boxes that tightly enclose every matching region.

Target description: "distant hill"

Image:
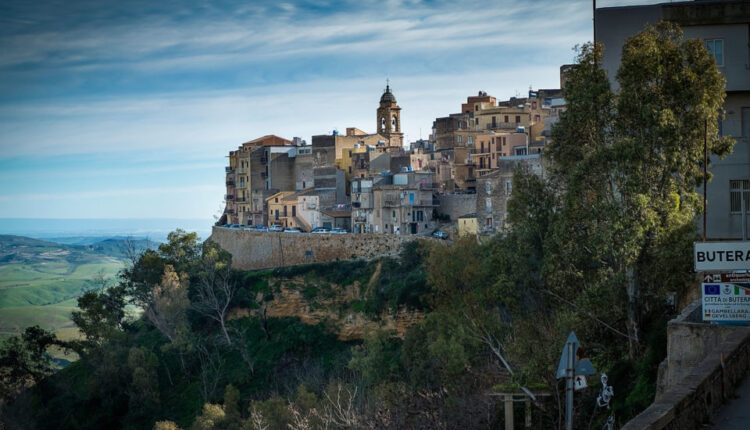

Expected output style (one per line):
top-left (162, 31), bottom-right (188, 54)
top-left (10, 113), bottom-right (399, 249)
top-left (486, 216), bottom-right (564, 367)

top-left (0, 235), bottom-right (155, 344)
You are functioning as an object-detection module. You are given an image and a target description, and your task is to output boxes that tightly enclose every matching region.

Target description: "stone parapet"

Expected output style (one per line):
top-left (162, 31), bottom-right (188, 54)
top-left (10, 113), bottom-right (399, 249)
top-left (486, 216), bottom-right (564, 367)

top-left (622, 306), bottom-right (750, 430)
top-left (209, 226), bottom-right (424, 270)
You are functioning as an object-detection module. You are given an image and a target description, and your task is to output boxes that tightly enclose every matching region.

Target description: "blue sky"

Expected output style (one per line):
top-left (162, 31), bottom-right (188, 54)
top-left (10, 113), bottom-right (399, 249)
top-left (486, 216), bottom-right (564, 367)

top-left (0, 0), bottom-right (661, 220)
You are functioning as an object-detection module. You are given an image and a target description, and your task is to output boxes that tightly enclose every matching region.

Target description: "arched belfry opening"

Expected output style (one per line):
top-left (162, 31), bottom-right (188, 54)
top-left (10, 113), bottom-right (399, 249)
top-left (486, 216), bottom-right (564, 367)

top-left (376, 83), bottom-right (403, 146)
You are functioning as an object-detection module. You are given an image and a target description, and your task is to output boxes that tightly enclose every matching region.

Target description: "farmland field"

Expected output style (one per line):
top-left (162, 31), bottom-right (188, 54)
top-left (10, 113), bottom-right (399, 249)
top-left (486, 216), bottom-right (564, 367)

top-left (0, 235), bottom-right (152, 348)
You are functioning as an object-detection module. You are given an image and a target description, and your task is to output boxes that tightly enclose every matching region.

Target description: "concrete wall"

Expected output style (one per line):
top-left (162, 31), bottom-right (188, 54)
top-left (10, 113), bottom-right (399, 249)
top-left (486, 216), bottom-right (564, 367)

top-left (210, 226), bottom-right (419, 270)
top-left (622, 300), bottom-right (750, 430)
top-left (437, 193), bottom-right (476, 221)
top-left (659, 300), bottom-right (740, 394)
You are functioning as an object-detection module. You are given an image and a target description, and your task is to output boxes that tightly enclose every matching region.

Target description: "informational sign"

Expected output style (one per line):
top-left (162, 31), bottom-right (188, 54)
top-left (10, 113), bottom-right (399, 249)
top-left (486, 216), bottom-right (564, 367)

top-left (694, 242), bottom-right (750, 271)
top-left (574, 375), bottom-right (588, 391)
top-left (702, 282), bottom-right (750, 321)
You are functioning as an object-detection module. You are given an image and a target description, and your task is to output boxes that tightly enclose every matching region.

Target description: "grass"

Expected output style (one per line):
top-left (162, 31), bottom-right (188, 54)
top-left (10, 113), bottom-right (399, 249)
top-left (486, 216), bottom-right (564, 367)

top-left (0, 236), bottom-right (129, 349)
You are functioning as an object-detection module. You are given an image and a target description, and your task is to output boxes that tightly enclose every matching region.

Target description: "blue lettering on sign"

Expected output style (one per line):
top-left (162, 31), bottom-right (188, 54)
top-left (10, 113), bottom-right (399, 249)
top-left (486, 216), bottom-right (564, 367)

top-left (704, 284), bottom-right (721, 295)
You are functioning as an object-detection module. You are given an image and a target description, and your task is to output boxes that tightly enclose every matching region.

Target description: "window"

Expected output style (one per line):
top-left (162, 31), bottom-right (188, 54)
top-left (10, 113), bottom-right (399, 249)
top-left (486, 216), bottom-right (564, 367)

top-left (292, 206), bottom-right (296, 217)
top-left (504, 115), bottom-right (509, 123)
top-left (485, 181), bottom-right (491, 194)
top-left (392, 210), bottom-right (396, 219)
top-left (705, 39), bottom-right (724, 67)
top-left (457, 121), bottom-right (462, 129)
top-left (532, 101), bottom-right (537, 109)
top-left (742, 107), bottom-right (750, 137)
top-left (468, 136), bottom-right (473, 145)
top-left (515, 115), bottom-right (521, 123)
top-left (505, 180), bottom-right (512, 193)
top-left (730, 180), bottom-right (750, 213)
top-left (514, 147), bottom-right (527, 156)
top-left (457, 135), bottom-right (462, 144)
top-left (486, 198), bottom-right (492, 212)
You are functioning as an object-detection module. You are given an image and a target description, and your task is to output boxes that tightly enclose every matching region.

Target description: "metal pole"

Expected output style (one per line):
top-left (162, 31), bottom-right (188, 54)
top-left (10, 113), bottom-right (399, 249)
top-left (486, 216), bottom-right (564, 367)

top-left (593, 0), bottom-right (597, 43)
top-left (703, 120), bottom-right (708, 241)
top-left (566, 341), bottom-right (574, 430)
top-left (741, 186), bottom-right (748, 241)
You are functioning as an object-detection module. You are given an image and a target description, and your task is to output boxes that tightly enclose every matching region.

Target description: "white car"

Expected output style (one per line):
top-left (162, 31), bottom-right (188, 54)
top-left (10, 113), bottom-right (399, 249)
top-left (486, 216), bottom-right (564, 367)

top-left (269, 224), bottom-right (284, 232)
top-left (330, 228), bottom-right (347, 234)
top-left (284, 227), bottom-right (302, 233)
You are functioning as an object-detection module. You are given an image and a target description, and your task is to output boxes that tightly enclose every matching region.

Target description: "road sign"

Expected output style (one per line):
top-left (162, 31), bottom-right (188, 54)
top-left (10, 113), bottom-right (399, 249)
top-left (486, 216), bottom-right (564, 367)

top-left (702, 282), bottom-right (750, 321)
top-left (694, 242), bottom-right (750, 271)
top-left (574, 375), bottom-right (587, 390)
top-left (556, 332), bottom-right (596, 379)
top-left (703, 272), bottom-right (750, 283)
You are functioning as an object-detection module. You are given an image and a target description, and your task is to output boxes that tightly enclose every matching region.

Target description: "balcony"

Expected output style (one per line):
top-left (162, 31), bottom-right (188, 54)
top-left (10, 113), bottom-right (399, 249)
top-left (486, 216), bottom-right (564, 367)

top-left (224, 208), bottom-right (235, 214)
top-left (225, 166), bottom-right (233, 173)
top-left (224, 194), bottom-right (235, 200)
top-left (354, 216), bottom-right (367, 223)
top-left (236, 197), bottom-right (246, 203)
top-left (226, 180), bottom-right (236, 186)
top-left (383, 198), bottom-right (399, 207)
top-left (237, 168), bottom-right (247, 174)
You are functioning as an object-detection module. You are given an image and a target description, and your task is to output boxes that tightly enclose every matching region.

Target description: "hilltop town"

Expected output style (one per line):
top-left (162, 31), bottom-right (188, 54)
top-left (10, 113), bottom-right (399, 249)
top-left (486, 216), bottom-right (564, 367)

top-left (220, 82), bottom-right (563, 237)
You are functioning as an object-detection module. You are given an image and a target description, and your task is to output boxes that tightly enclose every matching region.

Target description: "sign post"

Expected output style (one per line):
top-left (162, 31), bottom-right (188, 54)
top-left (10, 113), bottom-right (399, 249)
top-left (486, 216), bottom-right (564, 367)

top-left (556, 332), bottom-right (596, 430)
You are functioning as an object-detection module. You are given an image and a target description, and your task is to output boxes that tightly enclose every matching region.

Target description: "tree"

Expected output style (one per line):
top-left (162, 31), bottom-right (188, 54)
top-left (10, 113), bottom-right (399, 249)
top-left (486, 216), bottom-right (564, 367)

top-left (71, 284), bottom-right (127, 351)
top-left (192, 241), bottom-right (236, 345)
top-left (545, 23), bottom-right (731, 357)
top-left (0, 326), bottom-right (59, 400)
top-left (146, 265), bottom-right (191, 343)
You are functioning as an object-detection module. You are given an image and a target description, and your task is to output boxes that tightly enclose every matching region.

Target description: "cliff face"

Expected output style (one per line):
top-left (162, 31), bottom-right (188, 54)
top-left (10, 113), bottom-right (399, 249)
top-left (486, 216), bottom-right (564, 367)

top-left (229, 263), bottom-right (425, 341)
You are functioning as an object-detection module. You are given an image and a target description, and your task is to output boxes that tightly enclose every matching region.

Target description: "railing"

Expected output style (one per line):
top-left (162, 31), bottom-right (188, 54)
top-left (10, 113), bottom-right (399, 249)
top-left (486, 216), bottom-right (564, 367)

top-left (225, 166), bottom-right (233, 173)
top-left (354, 216), bottom-right (367, 222)
top-left (237, 168), bottom-right (247, 174)
top-left (236, 197), bottom-right (246, 203)
top-left (224, 194), bottom-right (235, 200)
top-left (383, 198), bottom-right (399, 207)
top-left (236, 181), bottom-right (246, 189)
top-left (226, 180), bottom-right (235, 186)
top-left (224, 208), bottom-right (235, 214)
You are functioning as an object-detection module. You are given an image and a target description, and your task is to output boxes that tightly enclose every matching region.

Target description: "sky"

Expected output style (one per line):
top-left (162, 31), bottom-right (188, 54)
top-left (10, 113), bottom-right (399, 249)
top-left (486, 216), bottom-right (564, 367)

top-left (0, 0), bottom-right (664, 220)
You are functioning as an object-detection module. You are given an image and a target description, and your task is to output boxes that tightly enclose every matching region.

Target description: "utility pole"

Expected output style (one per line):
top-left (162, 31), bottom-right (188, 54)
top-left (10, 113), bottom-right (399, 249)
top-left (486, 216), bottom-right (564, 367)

top-left (593, 0), bottom-right (597, 43)
top-left (703, 119), bottom-right (708, 241)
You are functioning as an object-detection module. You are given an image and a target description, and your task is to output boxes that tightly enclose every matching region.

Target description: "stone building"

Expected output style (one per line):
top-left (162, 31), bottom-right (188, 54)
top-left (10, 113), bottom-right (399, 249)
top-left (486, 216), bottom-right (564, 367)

top-left (475, 154), bottom-right (545, 234)
top-left (370, 171), bottom-right (436, 235)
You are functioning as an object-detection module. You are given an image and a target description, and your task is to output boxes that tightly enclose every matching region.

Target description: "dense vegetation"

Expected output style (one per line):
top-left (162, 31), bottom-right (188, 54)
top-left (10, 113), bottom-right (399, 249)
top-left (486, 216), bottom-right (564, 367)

top-left (0, 23), bottom-right (731, 429)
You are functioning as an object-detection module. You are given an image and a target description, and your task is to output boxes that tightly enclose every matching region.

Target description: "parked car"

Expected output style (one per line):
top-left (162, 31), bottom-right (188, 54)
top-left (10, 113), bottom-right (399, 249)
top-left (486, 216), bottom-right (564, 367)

top-left (330, 228), bottom-right (347, 234)
top-left (310, 227), bottom-right (330, 234)
top-left (432, 230), bottom-right (449, 240)
top-left (254, 225), bottom-right (268, 232)
top-left (269, 224), bottom-right (284, 232)
top-left (229, 224), bottom-right (242, 229)
top-left (284, 227), bottom-right (302, 233)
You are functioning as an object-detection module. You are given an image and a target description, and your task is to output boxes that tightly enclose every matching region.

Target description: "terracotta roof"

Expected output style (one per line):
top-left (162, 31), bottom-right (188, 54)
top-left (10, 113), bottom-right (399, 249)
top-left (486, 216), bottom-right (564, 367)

top-left (242, 135), bottom-right (293, 147)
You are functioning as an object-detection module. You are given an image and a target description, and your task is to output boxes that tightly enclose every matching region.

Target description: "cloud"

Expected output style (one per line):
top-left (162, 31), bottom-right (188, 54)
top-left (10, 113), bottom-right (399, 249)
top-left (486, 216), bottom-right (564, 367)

top-left (0, 185), bottom-right (223, 202)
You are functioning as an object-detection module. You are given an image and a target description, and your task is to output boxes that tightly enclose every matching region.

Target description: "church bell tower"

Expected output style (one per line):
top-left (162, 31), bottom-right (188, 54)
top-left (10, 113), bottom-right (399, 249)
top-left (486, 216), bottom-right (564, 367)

top-left (376, 83), bottom-right (403, 146)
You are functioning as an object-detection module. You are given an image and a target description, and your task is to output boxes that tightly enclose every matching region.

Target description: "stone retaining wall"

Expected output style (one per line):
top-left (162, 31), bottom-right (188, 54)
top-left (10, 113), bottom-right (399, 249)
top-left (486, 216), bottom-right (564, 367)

top-left (622, 304), bottom-right (750, 430)
top-left (209, 226), bottom-right (421, 270)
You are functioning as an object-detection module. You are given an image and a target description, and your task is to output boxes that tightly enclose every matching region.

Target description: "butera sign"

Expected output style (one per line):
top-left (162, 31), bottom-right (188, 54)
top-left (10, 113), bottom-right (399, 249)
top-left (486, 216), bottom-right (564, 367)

top-left (694, 242), bottom-right (750, 271)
